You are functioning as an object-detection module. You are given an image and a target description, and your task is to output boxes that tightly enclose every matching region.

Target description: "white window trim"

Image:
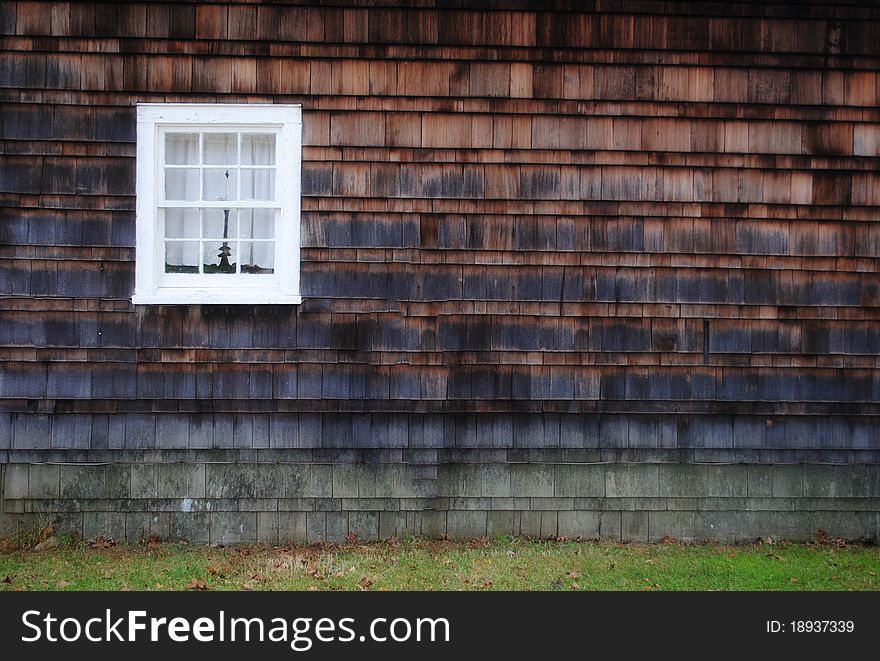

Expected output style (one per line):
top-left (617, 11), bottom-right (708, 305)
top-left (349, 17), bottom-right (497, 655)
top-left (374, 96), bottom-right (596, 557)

top-left (133, 103), bottom-right (302, 305)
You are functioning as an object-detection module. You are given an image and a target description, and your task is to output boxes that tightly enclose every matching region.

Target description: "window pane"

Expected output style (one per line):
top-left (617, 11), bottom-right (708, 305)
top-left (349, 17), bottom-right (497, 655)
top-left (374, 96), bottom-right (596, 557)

top-left (164, 208), bottom-right (200, 239)
top-left (203, 240), bottom-right (238, 274)
top-left (203, 133), bottom-right (238, 165)
top-left (165, 168), bottom-right (200, 201)
top-left (165, 133), bottom-right (199, 165)
top-left (203, 208), bottom-right (237, 239)
top-left (241, 168), bottom-right (275, 200)
top-left (164, 241), bottom-right (199, 273)
top-left (240, 242), bottom-right (275, 274)
top-left (203, 168), bottom-right (238, 202)
top-left (240, 208), bottom-right (274, 239)
top-left (241, 133), bottom-right (276, 165)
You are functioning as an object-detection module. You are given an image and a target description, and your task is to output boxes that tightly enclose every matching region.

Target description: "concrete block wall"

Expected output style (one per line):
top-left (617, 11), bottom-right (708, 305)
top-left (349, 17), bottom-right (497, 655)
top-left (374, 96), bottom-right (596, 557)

top-left (3, 455), bottom-right (878, 544)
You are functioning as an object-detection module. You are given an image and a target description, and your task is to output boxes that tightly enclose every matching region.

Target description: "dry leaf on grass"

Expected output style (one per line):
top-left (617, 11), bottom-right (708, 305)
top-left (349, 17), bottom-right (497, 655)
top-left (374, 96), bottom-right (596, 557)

top-left (90, 536), bottom-right (117, 549)
top-left (186, 578), bottom-right (210, 591)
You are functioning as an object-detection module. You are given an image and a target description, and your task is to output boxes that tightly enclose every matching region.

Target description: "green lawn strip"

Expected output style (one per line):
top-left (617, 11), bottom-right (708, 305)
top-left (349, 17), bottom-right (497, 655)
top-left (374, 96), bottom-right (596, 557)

top-left (0, 539), bottom-right (877, 591)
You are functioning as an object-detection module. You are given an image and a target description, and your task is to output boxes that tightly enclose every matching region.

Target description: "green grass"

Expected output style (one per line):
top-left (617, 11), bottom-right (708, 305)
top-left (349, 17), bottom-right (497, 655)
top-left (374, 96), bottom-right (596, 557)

top-left (1, 537), bottom-right (878, 591)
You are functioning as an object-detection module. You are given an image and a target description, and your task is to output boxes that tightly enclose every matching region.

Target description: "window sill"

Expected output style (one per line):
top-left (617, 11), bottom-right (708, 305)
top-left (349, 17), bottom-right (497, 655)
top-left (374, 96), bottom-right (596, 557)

top-left (132, 292), bottom-right (302, 305)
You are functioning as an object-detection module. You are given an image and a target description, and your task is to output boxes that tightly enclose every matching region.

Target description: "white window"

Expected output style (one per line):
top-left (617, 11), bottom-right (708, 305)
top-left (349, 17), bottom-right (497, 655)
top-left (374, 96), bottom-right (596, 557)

top-left (133, 103), bottom-right (302, 304)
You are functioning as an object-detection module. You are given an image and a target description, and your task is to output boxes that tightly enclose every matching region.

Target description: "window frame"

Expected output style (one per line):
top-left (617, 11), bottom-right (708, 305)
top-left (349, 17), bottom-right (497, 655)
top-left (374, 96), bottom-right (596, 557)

top-left (133, 103), bottom-right (302, 305)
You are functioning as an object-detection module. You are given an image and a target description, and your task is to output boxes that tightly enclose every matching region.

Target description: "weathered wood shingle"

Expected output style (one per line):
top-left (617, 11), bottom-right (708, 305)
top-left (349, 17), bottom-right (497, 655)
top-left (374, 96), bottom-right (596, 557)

top-left (1, 0), bottom-right (880, 455)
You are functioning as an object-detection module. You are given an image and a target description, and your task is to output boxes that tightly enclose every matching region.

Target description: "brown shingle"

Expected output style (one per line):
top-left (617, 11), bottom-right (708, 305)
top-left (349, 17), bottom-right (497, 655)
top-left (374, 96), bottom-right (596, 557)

top-left (332, 60), bottom-right (369, 96)
top-left (2, 2), bottom-right (879, 435)
top-left (195, 4), bottom-right (227, 40)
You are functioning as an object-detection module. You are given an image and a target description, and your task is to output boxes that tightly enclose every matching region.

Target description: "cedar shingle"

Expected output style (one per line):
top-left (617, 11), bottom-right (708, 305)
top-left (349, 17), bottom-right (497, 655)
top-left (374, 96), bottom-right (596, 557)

top-left (330, 112), bottom-right (385, 147)
top-left (195, 4), bottom-right (227, 40)
top-left (168, 4), bottom-right (196, 40)
top-left (332, 59), bottom-right (369, 96)
top-left (191, 57), bottom-right (233, 93)
top-left (144, 3), bottom-right (168, 38)
top-left (1, 3), bottom-right (879, 444)
top-left (0, 51), bottom-right (46, 88)
top-left (279, 59), bottom-right (309, 94)
top-left (367, 60), bottom-right (397, 95)
top-left (470, 63), bottom-right (509, 98)
top-left (0, 2), bottom-right (16, 34)
top-left (421, 113), bottom-right (471, 148)
top-left (15, 1), bottom-right (49, 35)
top-left (232, 59), bottom-right (257, 94)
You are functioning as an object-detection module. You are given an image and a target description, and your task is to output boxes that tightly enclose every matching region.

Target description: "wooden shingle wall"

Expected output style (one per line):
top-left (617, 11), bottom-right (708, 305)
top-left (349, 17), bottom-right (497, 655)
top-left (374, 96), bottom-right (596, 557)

top-left (2, 0), bottom-right (880, 466)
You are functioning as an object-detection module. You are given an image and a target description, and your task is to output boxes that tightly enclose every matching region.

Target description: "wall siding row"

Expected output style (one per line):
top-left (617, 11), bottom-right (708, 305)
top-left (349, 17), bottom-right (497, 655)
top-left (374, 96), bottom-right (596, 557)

top-left (4, 3), bottom-right (880, 56)
top-left (2, 413), bottom-right (880, 455)
top-left (5, 55), bottom-right (880, 109)
top-left (4, 361), bottom-right (880, 407)
top-left (7, 311), bottom-right (880, 357)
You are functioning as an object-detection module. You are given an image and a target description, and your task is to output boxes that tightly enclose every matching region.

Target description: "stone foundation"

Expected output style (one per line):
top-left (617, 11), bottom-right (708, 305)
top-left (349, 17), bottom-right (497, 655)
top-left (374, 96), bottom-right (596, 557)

top-left (3, 454), bottom-right (878, 544)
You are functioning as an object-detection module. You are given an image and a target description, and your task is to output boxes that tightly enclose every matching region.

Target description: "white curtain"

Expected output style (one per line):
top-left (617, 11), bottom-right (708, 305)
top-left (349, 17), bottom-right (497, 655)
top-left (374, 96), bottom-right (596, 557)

top-left (164, 132), bottom-right (276, 274)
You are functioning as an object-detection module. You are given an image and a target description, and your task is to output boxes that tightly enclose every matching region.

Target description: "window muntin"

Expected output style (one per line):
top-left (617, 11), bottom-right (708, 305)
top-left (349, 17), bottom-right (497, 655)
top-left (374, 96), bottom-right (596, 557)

top-left (134, 104), bottom-right (302, 305)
